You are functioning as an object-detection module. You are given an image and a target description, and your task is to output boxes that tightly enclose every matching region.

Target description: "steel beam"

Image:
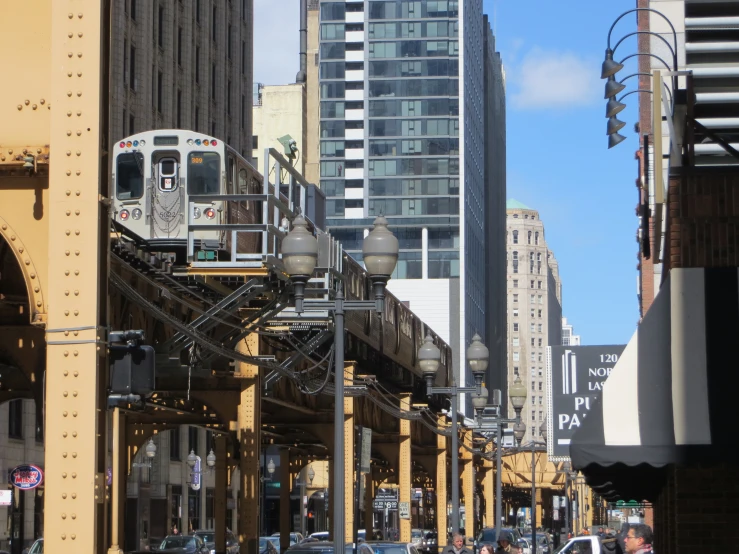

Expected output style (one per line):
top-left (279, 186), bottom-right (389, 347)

top-left (109, 408), bottom-right (127, 554)
top-left (343, 364), bottom-right (356, 543)
top-left (238, 335), bottom-right (261, 554)
top-left (483, 458), bottom-right (495, 528)
top-left (398, 394), bottom-right (412, 543)
top-left (461, 432), bottom-right (474, 537)
top-left (45, 0), bottom-right (109, 553)
top-left (436, 415), bottom-right (448, 550)
top-left (279, 449), bottom-right (291, 553)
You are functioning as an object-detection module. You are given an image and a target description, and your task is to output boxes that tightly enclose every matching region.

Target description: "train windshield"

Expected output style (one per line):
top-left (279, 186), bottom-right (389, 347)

top-left (116, 152), bottom-right (144, 200)
top-left (187, 152), bottom-right (221, 195)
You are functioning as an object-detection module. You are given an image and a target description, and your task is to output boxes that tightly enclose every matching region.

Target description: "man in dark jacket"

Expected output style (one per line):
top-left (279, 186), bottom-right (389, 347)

top-left (494, 531), bottom-right (515, 554)
top-left (442, 533), bottom-right (471, 554)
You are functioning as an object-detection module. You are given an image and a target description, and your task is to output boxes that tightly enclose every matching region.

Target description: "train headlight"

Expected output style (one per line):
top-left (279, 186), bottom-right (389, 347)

top-left (139, 140), bottom-right (146, 146)
top-left (193, 207), bottom-right (202, 219)
top-left (204, 208), bottom-right (216, 219)
top-left (187, 139), bottom-right (194, 146)
top-left (119, 209), bottom-right (130, 221)
top-left (132, 208), bottom-right (142, 220)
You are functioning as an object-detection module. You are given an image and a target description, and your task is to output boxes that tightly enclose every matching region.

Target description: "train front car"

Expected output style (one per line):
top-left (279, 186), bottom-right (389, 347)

top-left (113, 130), bottom-right (226, 261)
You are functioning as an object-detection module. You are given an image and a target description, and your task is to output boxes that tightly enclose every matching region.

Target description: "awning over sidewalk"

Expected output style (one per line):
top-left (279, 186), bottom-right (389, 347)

top-left (570, 268), bottom-right (739, 497)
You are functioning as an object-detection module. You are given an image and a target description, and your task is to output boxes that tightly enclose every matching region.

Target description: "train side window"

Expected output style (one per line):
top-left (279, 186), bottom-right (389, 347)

top-left (116, 152), bottom-right (145, 199)
top-left (238, 168), bottom-right (248, 193)
top-left (187, 152), bottom-right (221, 195)
top-left (157, 157), bottom-right (179, 191)
top-left (227, 155), bottom-right (236, 193)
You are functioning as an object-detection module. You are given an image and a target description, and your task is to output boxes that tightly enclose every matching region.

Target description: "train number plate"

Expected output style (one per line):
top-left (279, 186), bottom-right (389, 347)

top-left (158, 211), bottom-right (178, 219)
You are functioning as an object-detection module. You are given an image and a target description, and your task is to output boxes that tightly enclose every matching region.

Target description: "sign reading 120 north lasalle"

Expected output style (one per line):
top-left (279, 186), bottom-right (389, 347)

top-left (547, 345), bottom-right (625, 460)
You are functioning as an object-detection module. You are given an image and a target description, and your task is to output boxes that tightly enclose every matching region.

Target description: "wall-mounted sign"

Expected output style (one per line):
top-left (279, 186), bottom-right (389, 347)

top-left (0, 490), bottom-right (11, 505)
top-left (547, 345), bottom-right (626, 460)
top-left (9, 465), bottom-right (44, 490)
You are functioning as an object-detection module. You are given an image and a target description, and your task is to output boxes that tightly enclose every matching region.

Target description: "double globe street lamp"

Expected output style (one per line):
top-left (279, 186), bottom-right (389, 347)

top-left (282, 214), bottom-right (399, 549)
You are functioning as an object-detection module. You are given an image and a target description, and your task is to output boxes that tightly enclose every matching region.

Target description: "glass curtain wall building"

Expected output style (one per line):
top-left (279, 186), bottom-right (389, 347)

top-left (318, 0), bottom-right (496, 404)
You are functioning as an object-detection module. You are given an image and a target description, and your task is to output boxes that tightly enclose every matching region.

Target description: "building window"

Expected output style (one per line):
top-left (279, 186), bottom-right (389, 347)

top-left (513, 323), bottom-right (519, 332)
top-left (188, 487), bottom-right (201, 531)
top-left (212, 6), bottom-right (217, 43)
top-left (528, 230), bottom-right (532, 244)
top-left (195, 47), bottom-right (200, 83)
top-left (535, 232), bottom-right (540, 245)
top-left (158, 5), bottom-right (164, 47)
top-left (531, 338), bottom-right (535, 347)
top-left (512, 337), bottom-right (519, 347)
top-left (530, 294), bottom-right (535, 303)
top-left (538, 324), bottom-right (543, 332)
top-left (539, 396), bottom-right (543, 405)
top-left (211, 63), bottom-right (216, 97)
top-left (177, 26), bottom-right (183, 65)
top-left (171, 485), bottom-right (183, 531)
top-left (252, 136), bottom-right (258, 150)
top-left (157, 71), bottom-right (163, 113)
top-left (514, 366), bottom-right (519, 375)
top-left (129, 45), bottom-right (136, 90)
top-left (538, 310), bottom-right (542, 318)
top-left (196, 0), bottom-right (200, 23)
top-left (530, 280), bottom-right (535, 288)
top-left (530, 323), bottom-right (535, 332)
top-left (531, 381), bottom-right (535, 391)
top-left (227, 25), bottom-right (232, 59)
top-left (539, 338), bottom-right (543, 347)
top-left (538, 382), bottom-right (543, 391)
top-left (131, 0), bottom-right (137, 20)
top-left (531, 411), bottom-right (535, 420)
top-left (188, 426), bottom-right (199, 455)
top-left (9, 399), bottom-right (23, 439)
top-left (512, 251), bottom-right (518, 273)
top-left (530, 309), bottom-right (535, 318)
top-left (512, 309), bottom-right (518, 317)
top-left (513, 352), bottom-right (519, 362)
top-left (513, 279), bottom-right (518, 288)
top-left (538, 281), bottom-right (542, 289)
top-left (513, 294), bottom-right (518, 303)
top-left (512, 230), bottom-right (518, 244)
top-left (170, 428), bottom-right (181, 460)
top-left (530, 352), bottom-right (536, 362)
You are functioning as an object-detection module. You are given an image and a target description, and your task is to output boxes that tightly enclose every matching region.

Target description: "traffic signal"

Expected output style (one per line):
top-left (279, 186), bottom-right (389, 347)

top-left (108, 330), bottom-right (155, 399)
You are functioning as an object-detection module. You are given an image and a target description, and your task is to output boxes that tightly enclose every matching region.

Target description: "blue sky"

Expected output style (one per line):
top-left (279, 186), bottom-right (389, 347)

top-left (254, 0), bottom-right (641, 345)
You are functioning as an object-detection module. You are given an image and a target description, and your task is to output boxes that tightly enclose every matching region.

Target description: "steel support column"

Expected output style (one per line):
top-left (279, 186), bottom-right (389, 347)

top-left (343, 364), bottom-right (355, 542)
top-left (215, 435), bottom-right (228, 554)
top-left (45, 0), bottom-right (109, 553)
top-left (279, 450), bottom-right (291, 553)
top-left (460, 431), bottom-right (473, 537)
top-left (237, 335), bottom-right (261, 554)
top-left (108, 408), bottom-right (126, 554)
top-left (483, 459), bottom-right (494, 528)
top-left (398, 394), bottom-right (411, 543)
top-left (436, 416), bottom-right (448, 548)
top-left (364, 472), bottom-right (374, 534)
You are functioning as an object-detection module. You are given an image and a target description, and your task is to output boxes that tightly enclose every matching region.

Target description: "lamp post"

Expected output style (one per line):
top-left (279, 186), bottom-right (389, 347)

top-left (528, 419), bottom-right (547, 554)
top-left (283, 215), bottom-right (399, 549)
top-left (419, 334), bottom-right (489, 535)
top-left (132, 438), bottom-right (158, 469)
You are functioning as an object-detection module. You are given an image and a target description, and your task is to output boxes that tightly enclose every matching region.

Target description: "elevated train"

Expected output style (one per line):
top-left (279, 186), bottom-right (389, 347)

top-left (112, 130), bottom-right (451, 383)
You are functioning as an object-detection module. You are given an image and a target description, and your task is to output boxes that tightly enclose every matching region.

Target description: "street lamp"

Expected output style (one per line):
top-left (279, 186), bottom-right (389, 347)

top-left (132, 438), bottom-right (157, 468)
top-left (528, 418), bottom-right (548, 554)
top-left (418, 333), bottom-right (489, 534)
top-left (283, 215), bottom-right (399, 549)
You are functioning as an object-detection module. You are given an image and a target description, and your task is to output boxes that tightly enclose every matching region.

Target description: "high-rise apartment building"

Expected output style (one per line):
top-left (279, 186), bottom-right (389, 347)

top-left (561, 317), bottom-right (581, 346)
top-left (505, 200), bottom-right (562, 439)
top-left (111, 0), bottom-right (253, 159)
top-left (311, 0), bottom-right (506, 396)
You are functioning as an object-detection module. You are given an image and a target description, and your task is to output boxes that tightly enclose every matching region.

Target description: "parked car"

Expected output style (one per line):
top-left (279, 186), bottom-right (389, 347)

top-left (260, 537), bottom-right (280, 554)
top-left (310, 533), bottom-right (330, 541)
top-left (272, 532), bottom-right (305, 546)
top-left (411, 530), bottom-right (424, 548)
top-left (22, 539), bottom-right (43, 554)
top-left (522, 534), bottom-right (552, 554)
top-left (158, 535), bottom-right (211, 554)
top-left (476, 528), bottom-right (523, 545)
top-left (366, 541), bottom-right (420, 554)
top-left (285, 540), bottom-right (376, 554)
top-left (193, 530), bottom-right (240, 554)
top-left (516, 537), bottom-right (531, 554)
top-left (419, 531), bottom-right (437, 554)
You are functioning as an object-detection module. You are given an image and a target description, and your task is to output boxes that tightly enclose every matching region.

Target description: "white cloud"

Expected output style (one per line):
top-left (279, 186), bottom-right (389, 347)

top-left (510, 48), bottom-right (601, 110)
top-left (253, 0), bottom-right (300, 86)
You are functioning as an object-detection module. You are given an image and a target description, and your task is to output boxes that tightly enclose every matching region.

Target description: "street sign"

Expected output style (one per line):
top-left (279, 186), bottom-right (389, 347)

top-left (360, 427), bottom-right (372, 474)
top-left (547, 345), bottom-right (625, 460)
top-left (399, 502), bottom-right (410, 520)
top-left (373, 499), bottom-right (398, 510)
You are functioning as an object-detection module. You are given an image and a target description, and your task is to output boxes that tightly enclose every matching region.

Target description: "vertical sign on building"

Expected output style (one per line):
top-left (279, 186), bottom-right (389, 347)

top-left (547, 345), bottom-right (625, 460)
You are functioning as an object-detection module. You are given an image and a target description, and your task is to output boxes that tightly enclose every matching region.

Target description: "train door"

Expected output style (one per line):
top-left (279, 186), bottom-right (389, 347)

top-left (151, 154), bottom-right (182, 239)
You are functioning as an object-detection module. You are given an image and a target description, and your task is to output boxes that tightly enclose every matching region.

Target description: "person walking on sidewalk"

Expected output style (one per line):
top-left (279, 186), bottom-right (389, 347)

top-left (623, 524), bottom-right (653, 554)
top-left (443, 534), bottom-right (471, 554)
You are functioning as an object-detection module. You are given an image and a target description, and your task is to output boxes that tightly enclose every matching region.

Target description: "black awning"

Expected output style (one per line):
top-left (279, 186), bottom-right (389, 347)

top-left (570, 268), bottom-right (739, 497)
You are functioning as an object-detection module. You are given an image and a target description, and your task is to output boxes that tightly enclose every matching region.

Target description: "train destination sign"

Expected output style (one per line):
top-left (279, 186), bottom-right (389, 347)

top-left (547, 345), bottom-right (625, 460)
top-left (9, 465), bottom-right (44, 490)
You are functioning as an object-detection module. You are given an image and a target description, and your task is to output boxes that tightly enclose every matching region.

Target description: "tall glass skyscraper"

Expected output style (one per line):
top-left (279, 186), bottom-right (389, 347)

top-left (316, 0), bottom-right (504, 399)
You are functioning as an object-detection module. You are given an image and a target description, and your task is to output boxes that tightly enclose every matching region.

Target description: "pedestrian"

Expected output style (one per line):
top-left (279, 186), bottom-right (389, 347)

top-left (615, 523), bottom-right (630, 554)
top-left (171, 524), bottom-right (180, 536)
top-left (598, 527), bottom-right (606, 539)
top-left (494, 531), bottom-right (515, 554)
top-left (623, 524), bottom-right (653, 554)
top-left (479, 544), bottom-right (495, 554)
top-left (442, 533), bottom-right (471, 554)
